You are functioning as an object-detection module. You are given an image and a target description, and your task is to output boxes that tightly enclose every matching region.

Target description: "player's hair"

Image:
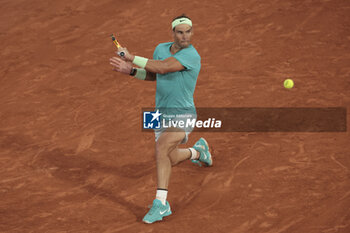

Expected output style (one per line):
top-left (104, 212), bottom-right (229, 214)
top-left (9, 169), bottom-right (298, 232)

top-left (172, 14), bottom-right (191, 31)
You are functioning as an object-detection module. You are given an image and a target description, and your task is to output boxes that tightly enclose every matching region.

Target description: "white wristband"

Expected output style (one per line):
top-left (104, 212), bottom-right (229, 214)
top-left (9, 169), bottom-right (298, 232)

top-left (133, 56), bottom-right (148, 68)
top-left (134, 68), bottom-right (147, 80)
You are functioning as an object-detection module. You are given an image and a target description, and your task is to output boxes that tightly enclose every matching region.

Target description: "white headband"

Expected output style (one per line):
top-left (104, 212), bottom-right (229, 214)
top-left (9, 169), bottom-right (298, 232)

top-left (172, 17), bottom-right (192, 29)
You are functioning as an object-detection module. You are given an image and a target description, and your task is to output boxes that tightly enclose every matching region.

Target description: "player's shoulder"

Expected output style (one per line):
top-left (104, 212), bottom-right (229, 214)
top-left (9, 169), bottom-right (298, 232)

top-left (153, 42), bottom-right (171, 59)
top-left (189, 44), bottom-right (200, 57)
top-left (155, 42), bottom-right (172, 50)
top-left (181, 44), bottom-right (201, 59)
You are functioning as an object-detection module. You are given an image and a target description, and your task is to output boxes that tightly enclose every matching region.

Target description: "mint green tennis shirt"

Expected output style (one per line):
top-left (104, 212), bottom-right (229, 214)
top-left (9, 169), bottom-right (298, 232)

top-left (153, 42), bottom-right (201, 115)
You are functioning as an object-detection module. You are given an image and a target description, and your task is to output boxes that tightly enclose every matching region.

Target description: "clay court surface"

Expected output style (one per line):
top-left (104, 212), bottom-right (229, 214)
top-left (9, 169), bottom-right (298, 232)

top-left (1, 0), bottom-right (350, 232)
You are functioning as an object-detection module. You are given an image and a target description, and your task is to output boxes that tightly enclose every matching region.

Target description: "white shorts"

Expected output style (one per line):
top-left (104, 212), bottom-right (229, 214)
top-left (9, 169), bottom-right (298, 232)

top-left (154, 128), bottom-right (192, 144)
top-left (154, 114), bottom-right (197, 144)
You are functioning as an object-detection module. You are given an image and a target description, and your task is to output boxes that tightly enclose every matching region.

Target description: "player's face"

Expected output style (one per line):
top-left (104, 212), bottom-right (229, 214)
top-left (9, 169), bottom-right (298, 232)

top-left (173, 24), bottom-right (193, 48)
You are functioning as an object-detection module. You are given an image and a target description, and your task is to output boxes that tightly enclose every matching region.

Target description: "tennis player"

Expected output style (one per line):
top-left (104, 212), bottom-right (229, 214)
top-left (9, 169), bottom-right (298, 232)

top-left (109, 14), bottom-right (213, 224)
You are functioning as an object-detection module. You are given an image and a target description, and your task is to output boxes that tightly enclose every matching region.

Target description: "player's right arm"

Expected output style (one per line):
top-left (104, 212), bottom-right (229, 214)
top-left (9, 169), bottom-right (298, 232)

top-left (109, 56), bottom-right (156, 81)
top-left (117, 47), bottom-right (185, 75)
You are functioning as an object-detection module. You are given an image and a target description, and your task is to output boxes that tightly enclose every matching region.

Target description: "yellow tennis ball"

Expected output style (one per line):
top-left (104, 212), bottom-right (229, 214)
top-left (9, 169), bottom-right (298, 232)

top-left (284, 79), bottom-right (294, 89)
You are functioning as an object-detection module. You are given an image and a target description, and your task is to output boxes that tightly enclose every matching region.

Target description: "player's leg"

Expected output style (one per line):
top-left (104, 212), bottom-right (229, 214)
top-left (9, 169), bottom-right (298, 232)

top-left (143, 127), bottom-right (185, 224)
top-left (166, 114), bottom-right (212, 167)
top-left (167, 131), bottom-right (212, 167)
top-left (168, 146), bottom-right (198, 166)
top-left (155, 128), bottom-right (185, 189)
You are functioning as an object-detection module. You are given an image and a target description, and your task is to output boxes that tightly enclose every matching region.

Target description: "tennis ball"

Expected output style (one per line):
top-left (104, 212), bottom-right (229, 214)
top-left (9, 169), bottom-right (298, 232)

top-left (284, 79), bottom-right (294, 89)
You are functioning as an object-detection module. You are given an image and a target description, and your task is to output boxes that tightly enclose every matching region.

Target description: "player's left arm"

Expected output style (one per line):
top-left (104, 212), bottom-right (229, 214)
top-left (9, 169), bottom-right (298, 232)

top-left (142, 57), bottom-right (185, 74)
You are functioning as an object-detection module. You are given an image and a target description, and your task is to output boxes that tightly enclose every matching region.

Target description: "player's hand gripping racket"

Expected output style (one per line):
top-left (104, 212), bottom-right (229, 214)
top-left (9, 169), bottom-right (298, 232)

top-left (110, 34), bottom-right (125, 57)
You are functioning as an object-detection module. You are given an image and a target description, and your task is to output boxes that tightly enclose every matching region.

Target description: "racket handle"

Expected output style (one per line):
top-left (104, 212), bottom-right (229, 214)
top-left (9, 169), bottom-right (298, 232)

top-left (111, 34), bottom-right (125, 57)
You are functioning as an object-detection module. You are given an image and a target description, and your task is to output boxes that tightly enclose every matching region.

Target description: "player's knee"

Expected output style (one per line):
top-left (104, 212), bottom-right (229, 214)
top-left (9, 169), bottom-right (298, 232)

top-left (156, 140), bottom-right (177, 159)
top-left (155, 141), bottom-right (171, 158)
top-left (169, 157), bottom-right (178, 166)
